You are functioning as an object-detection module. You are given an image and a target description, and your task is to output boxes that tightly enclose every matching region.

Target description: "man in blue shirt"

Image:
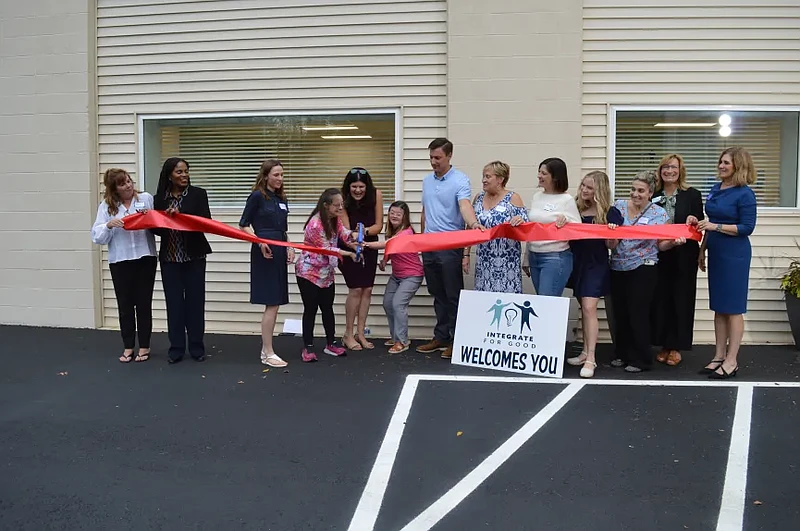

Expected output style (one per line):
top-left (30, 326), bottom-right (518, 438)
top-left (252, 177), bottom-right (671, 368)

top-left (416, 138), bottom-right (483, 359)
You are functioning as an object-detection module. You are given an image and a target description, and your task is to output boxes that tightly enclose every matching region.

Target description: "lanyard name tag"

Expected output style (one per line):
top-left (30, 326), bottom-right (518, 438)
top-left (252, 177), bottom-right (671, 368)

top-left (638, 217), bottom-right (650, 225)
top-left (134, 201), bottom-right (145, 210)
top-left (544, 203), bottom-right (556, 212)
top-left (495, 205), bottom-right (506, 213)
top-left (279, 203), bottom-right (287, 211)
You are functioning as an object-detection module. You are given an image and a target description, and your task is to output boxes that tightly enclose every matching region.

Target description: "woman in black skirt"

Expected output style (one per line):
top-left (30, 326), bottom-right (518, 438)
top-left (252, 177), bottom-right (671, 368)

top-left (650, 154), bottom-right (703, 367)
top-left (239, 159), bottom-right (293, 368)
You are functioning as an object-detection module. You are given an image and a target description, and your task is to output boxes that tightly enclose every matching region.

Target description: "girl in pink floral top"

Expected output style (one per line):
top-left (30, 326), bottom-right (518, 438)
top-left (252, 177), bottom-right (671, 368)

top-left (295, 188), bottom-right (356, 362)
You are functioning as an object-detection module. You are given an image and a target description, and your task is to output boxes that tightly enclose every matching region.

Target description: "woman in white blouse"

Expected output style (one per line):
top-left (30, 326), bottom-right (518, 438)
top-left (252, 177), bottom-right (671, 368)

top-left (523, 157), bottom-right (581, 296)
top-left (91, 168), bottom-right (158, 363)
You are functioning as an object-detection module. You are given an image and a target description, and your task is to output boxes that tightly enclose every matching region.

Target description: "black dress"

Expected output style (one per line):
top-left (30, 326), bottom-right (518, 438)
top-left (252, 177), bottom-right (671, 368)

top-left (239, 190), bottom-right (289, 306)
top-left (650, 187), bottom-right (704, 351)
top-left (568, 207), bottom-right (623, 298)
top-left (339, 201), bottom-right (379, 289)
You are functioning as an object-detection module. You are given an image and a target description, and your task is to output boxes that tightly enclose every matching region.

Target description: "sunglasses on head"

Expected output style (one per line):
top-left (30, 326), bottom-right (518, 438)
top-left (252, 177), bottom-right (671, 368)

top-left (349, 168), bottom-right (368, 176)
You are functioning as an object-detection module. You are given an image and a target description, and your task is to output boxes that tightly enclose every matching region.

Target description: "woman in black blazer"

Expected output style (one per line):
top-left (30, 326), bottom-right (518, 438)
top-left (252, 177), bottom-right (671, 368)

top-left (650, 154), bottom-right (703, 367)
top-left (153, 157), bottom-right (213, 364)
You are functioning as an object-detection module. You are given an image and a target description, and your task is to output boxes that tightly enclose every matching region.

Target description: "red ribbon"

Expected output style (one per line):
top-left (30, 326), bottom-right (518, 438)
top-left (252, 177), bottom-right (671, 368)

top-left (123, 210), bottom-right (701, 258)
top-left (385, 222), bottom-right (701, 255)
top-left (122, 210), bottom-right (341, 257)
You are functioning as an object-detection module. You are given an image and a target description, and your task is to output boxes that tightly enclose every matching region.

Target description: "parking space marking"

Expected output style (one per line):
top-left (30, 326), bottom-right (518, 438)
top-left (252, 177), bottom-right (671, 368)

top-left (348, 376), bottom-right (420, 531)
top-left (717, 385), bottom-right (754, 531)
top-left (399, 382), bottom-right (584, 531)
top-left (350, 375), bottom-right (797, 531)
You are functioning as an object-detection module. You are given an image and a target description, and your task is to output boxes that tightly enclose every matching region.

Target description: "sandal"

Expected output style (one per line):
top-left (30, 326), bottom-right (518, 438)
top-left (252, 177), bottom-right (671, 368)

top-left (261, 351), bottom-right (288, 368)
top-left (355, 334), bottom-right (374, 350)
top-left (656, 349), bottom-right (669, 364)
top-left (119, 350), bottom-right (134, 363)
top-left (342, 335), bottom-right (362, 351)
top-left (134, 349), bottom-right (150, 362)
top-left (698, 358), bottom-right (725, 374)
top-left (666, 350), bottom-right (682, 366)
top-left (566, 352), bottom-right (587, 366)
top-left (388, 342), bottom-right (409, 354)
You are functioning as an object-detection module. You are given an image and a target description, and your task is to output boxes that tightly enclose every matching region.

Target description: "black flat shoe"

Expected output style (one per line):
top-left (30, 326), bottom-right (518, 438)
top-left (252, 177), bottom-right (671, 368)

top-left (193, 355), bottom-right (206, 363)
top-left (708, 365), bottom-right (738, 380)
top-left (698, 359), bottom-right (725, 374)
top-left (167, 357), bottom-right (183, 364)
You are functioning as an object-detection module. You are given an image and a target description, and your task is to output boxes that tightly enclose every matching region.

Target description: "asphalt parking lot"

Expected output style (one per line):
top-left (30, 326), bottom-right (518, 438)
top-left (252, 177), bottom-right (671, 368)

top-left (1, 325), bottom-right (798, 530)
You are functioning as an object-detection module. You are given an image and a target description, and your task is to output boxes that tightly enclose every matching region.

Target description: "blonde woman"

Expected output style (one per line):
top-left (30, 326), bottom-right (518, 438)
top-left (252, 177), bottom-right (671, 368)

top-left (565, 171), bottom-right (622, 377)
top-left (650, 154), bottom-right (704, 367)
top-left (697, 147), bottom-right (757, 379)
top-left (471, 161), bottom-right (529, 293)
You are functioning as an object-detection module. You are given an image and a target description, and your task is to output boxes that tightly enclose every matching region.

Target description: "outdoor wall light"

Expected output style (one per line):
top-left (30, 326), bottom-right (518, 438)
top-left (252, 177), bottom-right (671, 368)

top-left (719, 114), bottom-right (732, 136)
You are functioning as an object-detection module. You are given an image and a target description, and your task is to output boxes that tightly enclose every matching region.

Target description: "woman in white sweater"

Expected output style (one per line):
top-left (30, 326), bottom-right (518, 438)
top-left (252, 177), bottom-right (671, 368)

top-left (523, 158), bottom-right (581, 296)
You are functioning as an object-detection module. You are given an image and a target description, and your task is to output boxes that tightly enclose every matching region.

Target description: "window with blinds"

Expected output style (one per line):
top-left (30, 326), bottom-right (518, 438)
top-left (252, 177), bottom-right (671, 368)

top-left (142, 113), bottom-right (396, 207)
top-left (613, 110), bottom-right (799, 207)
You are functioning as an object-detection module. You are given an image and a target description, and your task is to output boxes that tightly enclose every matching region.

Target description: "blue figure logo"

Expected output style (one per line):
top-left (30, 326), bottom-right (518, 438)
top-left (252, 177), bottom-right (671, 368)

top-left (513, 301), bottom-right (537, 333)
top-left (487, 299), bottom-right (512, 330)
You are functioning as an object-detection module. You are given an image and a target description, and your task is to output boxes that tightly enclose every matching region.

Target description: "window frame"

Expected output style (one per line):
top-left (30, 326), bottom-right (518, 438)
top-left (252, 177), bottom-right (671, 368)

top-left (607, 105), bottom-right (800, 211)
top-left (136, 108), bottom-right (403, 211)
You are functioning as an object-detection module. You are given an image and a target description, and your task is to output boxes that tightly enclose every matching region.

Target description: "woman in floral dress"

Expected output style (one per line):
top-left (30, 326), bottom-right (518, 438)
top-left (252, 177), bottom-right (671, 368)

top-left (470, 161), bottom-right (529, 293)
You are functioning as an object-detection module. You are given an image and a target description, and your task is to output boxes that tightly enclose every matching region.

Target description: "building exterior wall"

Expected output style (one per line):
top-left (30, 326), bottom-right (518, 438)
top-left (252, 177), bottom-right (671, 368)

top-left (1, 0), bottom-right (797, 345)
top-left (0, 0), bottom-right (98, 328)
top-left (581, 0), bottom-right (800, 344)
top-left (95, 0), bottom-right (448, 339)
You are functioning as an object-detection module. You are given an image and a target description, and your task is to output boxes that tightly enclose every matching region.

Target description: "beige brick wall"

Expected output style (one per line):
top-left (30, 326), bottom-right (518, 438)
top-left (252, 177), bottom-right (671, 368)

top-left (446, 1), bottom-right (584, 334)
top-left (0, 0), bottom-right (96, 327)
top-left (447, 0), bottom-right (583, 206)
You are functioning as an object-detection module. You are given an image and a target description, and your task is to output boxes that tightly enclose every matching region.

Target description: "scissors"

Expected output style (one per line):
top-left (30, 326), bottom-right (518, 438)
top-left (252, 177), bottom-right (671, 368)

top-left (354, 222), bottom-right (365, 266)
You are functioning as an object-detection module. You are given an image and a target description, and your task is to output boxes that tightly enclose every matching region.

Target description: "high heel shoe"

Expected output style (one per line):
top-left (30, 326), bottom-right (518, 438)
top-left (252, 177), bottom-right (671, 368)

top-left (698, 358), bottom-right (725, 375)
top-left (708, 365), bottom-right (738, 380)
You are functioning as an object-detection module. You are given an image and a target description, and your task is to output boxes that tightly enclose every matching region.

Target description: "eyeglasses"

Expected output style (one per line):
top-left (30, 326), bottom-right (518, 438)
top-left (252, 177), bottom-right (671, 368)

top-left (349, 168), bottom-right (368, 176)
top-left (663, 164), bottom-right (679, 170)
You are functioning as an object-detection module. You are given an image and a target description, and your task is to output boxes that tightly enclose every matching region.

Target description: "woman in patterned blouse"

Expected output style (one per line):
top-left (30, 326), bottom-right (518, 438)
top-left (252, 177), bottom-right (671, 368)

top-left (295, 188), bottom-right (357, 363)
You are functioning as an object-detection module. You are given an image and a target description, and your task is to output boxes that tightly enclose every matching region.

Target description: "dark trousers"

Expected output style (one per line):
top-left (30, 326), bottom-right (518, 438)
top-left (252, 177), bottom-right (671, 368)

top-left (297, 276), bottom-right (336, 347)
top-left (610, 265), bottom-right (657, 369)
top-left (160, 258), bottom-right (207, 360)
top-left (422, 249), bottom-right (464, 343)
top-left (109, 256), bottom-right (157, 349)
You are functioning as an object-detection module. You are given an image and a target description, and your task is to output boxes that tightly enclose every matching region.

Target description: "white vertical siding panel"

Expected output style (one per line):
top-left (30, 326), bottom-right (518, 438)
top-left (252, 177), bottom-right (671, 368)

top-left (96, 0), bottom-right (447, 340)
top-left (582, 1), bottom-right (800, 344)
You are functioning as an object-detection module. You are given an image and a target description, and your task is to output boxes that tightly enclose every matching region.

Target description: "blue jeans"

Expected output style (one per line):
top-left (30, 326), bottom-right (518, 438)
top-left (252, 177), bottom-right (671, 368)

top-left (383, 275), bottom-right (423, 344)
top-left (528, 249), bottom-right (573, 297)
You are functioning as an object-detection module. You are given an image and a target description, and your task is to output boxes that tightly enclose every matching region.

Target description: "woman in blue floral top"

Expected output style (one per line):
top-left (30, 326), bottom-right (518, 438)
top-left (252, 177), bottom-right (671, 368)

top-left (608, 170), bottom-right (687, 373)
top-left (468, 161), bottom-right (529, 294)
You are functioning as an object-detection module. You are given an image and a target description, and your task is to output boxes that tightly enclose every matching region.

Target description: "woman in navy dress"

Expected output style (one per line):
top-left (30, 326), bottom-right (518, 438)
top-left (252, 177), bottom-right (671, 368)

top-left (239, 159), bottom-right (293, 368)
top-left (697, 147), bottom-right (757, 379)
top-left (339, 167), bottom-right (384, 351)
top-left (565, 171), bottom-right (623, 378)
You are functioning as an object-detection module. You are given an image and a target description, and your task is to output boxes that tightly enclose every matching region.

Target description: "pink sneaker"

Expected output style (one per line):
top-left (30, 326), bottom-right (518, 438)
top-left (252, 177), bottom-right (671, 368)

top-left (301, 348), bottom-right (318, 363)
top-left (324, 343), bottom-right (346, 357)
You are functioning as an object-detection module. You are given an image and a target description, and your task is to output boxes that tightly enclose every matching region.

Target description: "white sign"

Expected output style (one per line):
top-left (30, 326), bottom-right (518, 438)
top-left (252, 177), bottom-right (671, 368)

top-left (451, 290), bottom-right (570, 378)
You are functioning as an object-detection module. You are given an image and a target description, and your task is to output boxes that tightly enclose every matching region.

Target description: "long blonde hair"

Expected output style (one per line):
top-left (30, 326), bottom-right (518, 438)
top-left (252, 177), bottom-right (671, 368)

top-left (575, 170), bottom-right (613, 224)
top-left (719, 147), bottom-right (757, 186)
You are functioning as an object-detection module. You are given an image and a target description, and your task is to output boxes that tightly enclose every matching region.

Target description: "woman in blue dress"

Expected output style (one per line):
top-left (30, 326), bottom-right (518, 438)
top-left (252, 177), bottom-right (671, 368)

top-left (565, 171), bottom-right (623, 378)
top-left (470, 161), bottom-right (528, 293)
top-left (697, 147), bottom-right (757, 379)
top-left (239, 159), bottom-right (294, 368)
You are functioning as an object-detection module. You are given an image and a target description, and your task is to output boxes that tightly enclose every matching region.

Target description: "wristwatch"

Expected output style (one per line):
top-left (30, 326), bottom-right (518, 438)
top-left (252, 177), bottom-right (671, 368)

top-left (715, 224), bottom-right (722, 232)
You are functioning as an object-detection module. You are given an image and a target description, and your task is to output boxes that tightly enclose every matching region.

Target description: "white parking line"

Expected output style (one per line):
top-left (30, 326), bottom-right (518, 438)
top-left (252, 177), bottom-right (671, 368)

top-left (399, 382), bottom-right (585, 531)
top-left (347, 376), bottom-right (420, 531)
top-left (414, 374), bottom-right (800, 388)
top-left (716, 385), bottom-right (755, 531)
